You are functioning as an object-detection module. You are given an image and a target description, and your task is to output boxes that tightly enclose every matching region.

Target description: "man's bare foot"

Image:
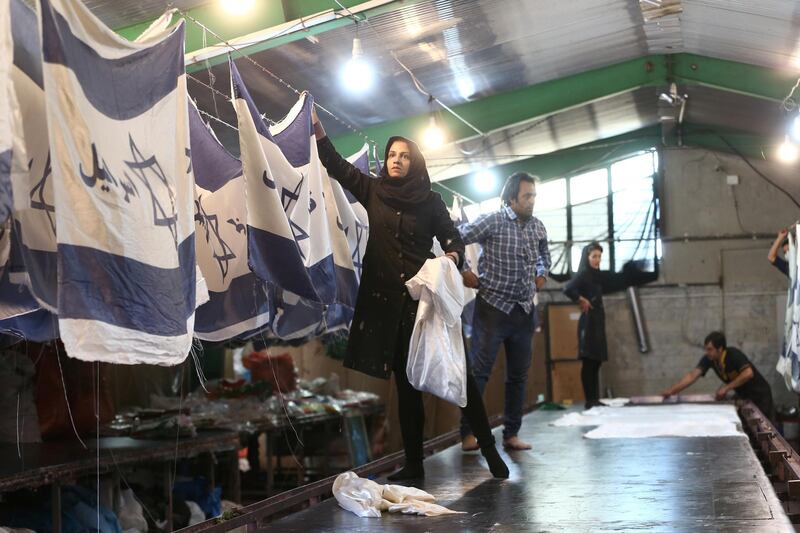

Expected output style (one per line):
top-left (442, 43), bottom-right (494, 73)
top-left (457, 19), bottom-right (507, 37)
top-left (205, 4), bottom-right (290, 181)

top-left (461, 434), bottom-right (479, 451)
top-left (503, 436), bottom-right (532, 450)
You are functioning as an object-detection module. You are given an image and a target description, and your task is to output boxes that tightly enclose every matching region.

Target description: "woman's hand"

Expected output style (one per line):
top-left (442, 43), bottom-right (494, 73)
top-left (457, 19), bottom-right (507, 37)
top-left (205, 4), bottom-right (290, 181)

top-left (578, 296), bottom-right (593, 314)
top-left (311, 106), bottom-right (326, 140)
top-left (461, 271), bottom-right (479, 289)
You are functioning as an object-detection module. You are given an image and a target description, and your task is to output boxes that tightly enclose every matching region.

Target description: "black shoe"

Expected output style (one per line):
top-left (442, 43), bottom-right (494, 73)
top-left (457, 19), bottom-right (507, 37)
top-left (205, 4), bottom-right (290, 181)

top-left (584, 400), bottom-right (603, 409)
top-left (481, 446), bottom-right (510, 479)
top-left (387, 462), bottom-right (424, 481)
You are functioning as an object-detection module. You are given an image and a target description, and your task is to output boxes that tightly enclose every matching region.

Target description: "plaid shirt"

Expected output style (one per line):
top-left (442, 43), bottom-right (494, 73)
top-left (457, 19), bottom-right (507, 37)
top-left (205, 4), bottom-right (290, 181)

top-left (459, 206), bottom-right (550, 314)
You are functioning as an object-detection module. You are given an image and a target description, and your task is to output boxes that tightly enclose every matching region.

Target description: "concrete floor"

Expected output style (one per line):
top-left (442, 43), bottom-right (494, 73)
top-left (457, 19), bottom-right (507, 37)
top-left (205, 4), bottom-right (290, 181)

top-left (266, 407), bottom-right (794, 532)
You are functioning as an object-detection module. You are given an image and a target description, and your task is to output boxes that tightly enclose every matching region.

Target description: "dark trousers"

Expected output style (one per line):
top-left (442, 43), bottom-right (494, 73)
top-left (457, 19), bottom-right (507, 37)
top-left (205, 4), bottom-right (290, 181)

top-left (393, 299), bottom-right (497, 463)
top-left (581, 358), bottom-right (602, 407)
top-left (460, 297), bottom-right (535, 440)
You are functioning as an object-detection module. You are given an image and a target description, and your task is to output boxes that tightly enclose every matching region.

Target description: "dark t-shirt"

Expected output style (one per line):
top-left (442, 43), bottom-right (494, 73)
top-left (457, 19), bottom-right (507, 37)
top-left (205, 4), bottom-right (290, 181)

top-left (697, 347), bottom-right (773, 411)
top-left (772, 256), bottom-right (789, 278)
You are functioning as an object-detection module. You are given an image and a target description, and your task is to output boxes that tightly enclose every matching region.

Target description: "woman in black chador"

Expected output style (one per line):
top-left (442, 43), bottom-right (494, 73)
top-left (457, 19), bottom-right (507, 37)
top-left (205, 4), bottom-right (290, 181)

top-left (312, 108), bottom-right (508, 481)
top-left (563, 242), bottom-right (657, 409)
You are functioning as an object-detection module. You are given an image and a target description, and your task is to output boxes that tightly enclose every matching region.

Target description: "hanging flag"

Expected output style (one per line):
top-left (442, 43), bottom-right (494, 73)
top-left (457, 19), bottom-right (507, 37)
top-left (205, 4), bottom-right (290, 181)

top-left (779, 227), bottom-right (800, 392)
top-left (232, 61), bottom-right (369, 338)
top-left (231, 60), bottom-right (336, 304)
top-left (8, 0), bottom-right (58, 312)
top-left (267, 137), bottom-right (371, 338)
top-left (0, 0), bottom-right (19, 225)
top-left (40, 0), bottom-right (197, 365)
top-left (190, 103), bottom-right (272, 341)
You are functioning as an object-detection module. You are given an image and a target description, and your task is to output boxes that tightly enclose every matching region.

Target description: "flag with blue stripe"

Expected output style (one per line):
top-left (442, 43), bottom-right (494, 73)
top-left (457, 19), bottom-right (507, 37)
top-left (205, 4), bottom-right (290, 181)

top-left (190, 102), bottom-right (271, 341)
top-left (231, 61), bottom-right (370, 338)
top-left (7, 0), bottom-right (58, 313)
top-left (40, 0), bottom-right (198, 365)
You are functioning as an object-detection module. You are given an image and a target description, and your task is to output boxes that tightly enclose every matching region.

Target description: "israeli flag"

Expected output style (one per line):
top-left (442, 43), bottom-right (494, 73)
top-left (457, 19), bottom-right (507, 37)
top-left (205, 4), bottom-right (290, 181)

top-left (0, 222), bottom-right (58, 342)
top-left (231, 60), bottom-right (338, 304)
top-left (0, 0), bottom-right (19, 225)
top-left (779, 226), bottom-right (800, 392)
top-left (7, 0), bottom-right (59, 313)
top-left (190, 103), bottom-right (271, 341)
top-left (266, 144), bottom-right (372, 338)
top-left (40, 0), bottom-right (197, 365)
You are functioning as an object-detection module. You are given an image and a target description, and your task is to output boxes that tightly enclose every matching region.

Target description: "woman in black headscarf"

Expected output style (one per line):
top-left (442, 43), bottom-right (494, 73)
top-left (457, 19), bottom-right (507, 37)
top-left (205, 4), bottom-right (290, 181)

top-left (563, 242), bottom-right (657, 409)
top-left (312, 110), bottom-right (508, 481)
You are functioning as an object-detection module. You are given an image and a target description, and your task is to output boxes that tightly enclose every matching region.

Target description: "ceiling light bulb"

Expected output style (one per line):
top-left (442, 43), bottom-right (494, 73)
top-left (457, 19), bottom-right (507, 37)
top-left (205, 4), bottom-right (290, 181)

top-left (777, 136), bottom-right (799, 164)
top-left (422, 116), bottom-right (445, 149)
top-left (220, 0), bottom-right (255, 16)
top-left (341, 37), bottom-right (374, 94)
top-left (473, 168), bottom-right (497, 193)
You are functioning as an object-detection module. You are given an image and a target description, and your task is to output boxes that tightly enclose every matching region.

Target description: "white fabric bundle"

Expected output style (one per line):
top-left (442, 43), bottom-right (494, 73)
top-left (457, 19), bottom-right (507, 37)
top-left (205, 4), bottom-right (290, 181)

top-left (405, 256), bottom-right (468, 407)
top-left (332, 471), bottom-right (464, 518)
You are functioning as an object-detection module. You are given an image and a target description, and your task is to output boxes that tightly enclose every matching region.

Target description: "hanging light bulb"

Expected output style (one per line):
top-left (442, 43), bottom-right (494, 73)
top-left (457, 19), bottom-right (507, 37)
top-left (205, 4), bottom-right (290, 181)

top-left (220, 0), bottom-right (255, 16)
top-left (473, 168), bottom-right (497, 193)
top-left (777, 135), bottom-right (799, 164)
top-left (341, 36), bottom-right (374, 94)
top-left (423, 114), bottom-right (445, 149)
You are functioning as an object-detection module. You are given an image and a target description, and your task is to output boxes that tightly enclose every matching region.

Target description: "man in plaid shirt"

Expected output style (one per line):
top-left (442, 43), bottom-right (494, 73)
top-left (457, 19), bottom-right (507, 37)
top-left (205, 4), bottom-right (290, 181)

top-left (458, 172), bottom-right (550, 451)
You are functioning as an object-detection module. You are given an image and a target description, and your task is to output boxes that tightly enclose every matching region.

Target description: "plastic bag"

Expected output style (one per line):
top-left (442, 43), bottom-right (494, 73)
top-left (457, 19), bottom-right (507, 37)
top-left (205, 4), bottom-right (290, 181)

top-left (405, 258), bottom-right (467, 407)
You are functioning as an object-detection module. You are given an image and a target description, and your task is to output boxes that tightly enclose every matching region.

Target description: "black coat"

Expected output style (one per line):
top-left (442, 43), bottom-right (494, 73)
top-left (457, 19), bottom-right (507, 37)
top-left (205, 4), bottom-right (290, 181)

top-left (563, 250), bottom-right (657, 362)
top-left (317, 137), bottom-right (465, 378)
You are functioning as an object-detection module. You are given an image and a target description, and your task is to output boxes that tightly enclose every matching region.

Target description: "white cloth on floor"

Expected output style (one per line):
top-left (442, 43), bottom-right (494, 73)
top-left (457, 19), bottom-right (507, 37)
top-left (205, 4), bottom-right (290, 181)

top-left (405, 256), bottom-right (467, 407)
top-left (332, 471), bottom-right (464, 518)
top-left (552, 404), bottom-right (744, 439)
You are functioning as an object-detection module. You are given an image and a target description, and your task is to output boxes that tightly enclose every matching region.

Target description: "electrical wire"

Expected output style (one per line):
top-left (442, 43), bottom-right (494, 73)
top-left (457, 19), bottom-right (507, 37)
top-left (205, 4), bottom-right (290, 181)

top-left (692, 128), bottom-right (800, 210)
top-left (330, 0), bottom-right (485, 138)
top-left (175, 7), bottom-right (378, 150)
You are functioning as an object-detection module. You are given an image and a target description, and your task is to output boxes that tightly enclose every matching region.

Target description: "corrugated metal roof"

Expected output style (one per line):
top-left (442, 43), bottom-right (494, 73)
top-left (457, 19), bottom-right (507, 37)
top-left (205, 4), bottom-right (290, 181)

top-left (82, 0), bottom-right (209, 29)
top-left (426, 86), bottom-right (660, 182)
top-left (681, 0), bottom-right (800, 69)
top-left (58, 0), bottom-right (787, 163)
top-left (191, 0), bottom-right (652, 145)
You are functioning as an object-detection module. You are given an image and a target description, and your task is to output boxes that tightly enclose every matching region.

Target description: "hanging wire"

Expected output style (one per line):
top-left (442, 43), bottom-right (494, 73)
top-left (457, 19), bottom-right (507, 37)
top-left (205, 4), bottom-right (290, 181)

top-left (783, 77), bottom-right (800, 111)
top-left (179, 3), bottom-right (470, 205)
top-left (174, 7), bottom-right (378, 150)
top-left (196, 107), bottom-right (239, 132)
top-left (331, 0), bottom-right (485, 138)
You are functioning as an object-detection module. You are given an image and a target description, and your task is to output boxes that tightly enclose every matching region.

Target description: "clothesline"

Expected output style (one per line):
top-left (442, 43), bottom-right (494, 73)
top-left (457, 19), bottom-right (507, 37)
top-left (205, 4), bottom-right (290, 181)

top-left (178, 9), bottom-right (476, 206)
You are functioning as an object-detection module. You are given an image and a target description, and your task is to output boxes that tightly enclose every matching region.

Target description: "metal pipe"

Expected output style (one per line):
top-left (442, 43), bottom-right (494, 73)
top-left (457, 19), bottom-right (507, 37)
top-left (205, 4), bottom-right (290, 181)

top-left (627, 286), bottom-right (650, 353)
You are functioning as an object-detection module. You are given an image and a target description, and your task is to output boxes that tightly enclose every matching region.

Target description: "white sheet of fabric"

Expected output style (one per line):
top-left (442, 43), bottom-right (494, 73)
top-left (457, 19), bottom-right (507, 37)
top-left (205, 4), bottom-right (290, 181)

top-left (41, 0), bottom-right (198, 364)
top-left (552, 404), bottom-right (744, 439)
top-left (598, 397), bottom-right (630, 407)
top-left (117, 488), bottom-right (148, 533)
top-left (405, 256), bottom-right (468, 407)
top-left (332, 471), bottom-right (464, 518)
top-left (778, 228), bottom-right (800, 392)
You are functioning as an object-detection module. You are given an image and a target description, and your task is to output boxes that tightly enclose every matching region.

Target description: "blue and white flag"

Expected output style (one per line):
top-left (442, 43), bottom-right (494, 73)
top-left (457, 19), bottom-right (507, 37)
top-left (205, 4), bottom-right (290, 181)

top-left (231, 61), bottom-right (337, 305)
top-left (0, 221), bottom-right (59, 342)
top-left (0, 0), bottom-right (21, 225)
top-left (9, 0), bottom-right (58, 312)
top-left (40, 0), bottom-right (197, 365)
top-left (190, 103), bottom-right (272, 341)
top-left (779, 227), bottom-right (800, 392)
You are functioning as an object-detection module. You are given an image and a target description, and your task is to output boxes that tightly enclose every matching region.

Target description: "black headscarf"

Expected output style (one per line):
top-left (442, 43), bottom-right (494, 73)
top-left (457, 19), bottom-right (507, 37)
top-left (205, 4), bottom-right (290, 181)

top-left (577, 242), bottom-right (603, 284)
top-left (376, 136), bottom-right (433, 210)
